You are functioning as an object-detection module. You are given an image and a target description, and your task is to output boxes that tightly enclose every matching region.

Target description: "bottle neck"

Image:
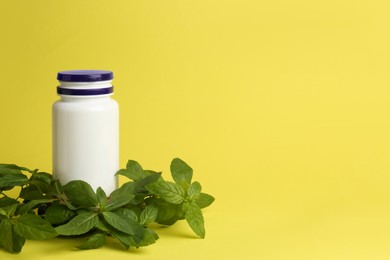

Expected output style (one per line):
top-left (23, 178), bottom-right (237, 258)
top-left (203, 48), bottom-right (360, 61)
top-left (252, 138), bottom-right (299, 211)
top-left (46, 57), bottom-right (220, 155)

top-left (58, 80), bottom-right (112, 89)
top-left (57, 80), bottom-right (113, 97)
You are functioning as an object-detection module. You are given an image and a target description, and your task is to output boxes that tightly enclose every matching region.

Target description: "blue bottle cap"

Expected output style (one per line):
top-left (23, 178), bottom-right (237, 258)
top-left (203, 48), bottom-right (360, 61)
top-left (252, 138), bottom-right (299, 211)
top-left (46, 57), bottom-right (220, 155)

top-left (57, 70), bottom-right (113, 82)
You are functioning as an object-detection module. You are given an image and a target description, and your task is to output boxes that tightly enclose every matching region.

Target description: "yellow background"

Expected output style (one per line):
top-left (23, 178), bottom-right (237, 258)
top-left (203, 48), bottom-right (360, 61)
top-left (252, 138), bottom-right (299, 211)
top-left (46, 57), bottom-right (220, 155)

top-left (1, 0), bottom-right (390, 259)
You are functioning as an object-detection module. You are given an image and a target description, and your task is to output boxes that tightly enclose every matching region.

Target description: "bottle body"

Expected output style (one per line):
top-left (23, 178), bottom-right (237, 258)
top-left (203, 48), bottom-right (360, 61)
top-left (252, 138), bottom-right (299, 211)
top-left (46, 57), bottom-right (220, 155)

top-left (52, 70), bottom-right (118, 194)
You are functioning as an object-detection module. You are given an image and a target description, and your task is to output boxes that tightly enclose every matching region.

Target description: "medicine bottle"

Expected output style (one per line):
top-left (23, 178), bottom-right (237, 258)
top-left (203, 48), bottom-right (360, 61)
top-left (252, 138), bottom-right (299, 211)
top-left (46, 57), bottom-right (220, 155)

top-left (52, 70), bottom-right (119, 193)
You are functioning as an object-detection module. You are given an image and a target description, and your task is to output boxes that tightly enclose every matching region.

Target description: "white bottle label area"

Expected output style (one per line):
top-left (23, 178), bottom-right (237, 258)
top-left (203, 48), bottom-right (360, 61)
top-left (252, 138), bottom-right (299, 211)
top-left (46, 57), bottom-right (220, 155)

top-left (52, 96), bottom-right (119, 194)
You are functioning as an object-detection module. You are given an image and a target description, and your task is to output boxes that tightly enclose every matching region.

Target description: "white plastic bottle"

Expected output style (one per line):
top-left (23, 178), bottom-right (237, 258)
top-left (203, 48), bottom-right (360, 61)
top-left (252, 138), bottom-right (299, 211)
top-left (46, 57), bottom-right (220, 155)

top-left (52, 70), bottom-right (119, 194)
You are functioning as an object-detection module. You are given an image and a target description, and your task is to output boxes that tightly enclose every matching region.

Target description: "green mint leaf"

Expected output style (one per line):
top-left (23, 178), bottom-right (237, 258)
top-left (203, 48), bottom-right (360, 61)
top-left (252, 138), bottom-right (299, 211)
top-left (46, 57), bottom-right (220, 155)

top-left (50, 181), bottom-right (78, 211)
top-left (29, 179), bottom-right (51, 194)
top-left (185, 202), bottom-right (205, 238)
top-left (14, 214), bottom-right (57, 240)
top-left (102, 210), bottom-right (144, 244)
top-left (63, 180), bottom-right (98, 208)
top-left (187, 181), bottom-right (202, 200)
top-left (136, 228), bottom-right (159, 247)
top-left (0, 198), bottom-right (19, 217)
top-left (144, 170), bottom-right (162, 175)
top-left (146, 181), bottom-right (185, 204)
top-left (105, 193), bottom-right (135, 212)
top-left (45, 203), bottom-right (75, 225)
top-left (94, 218), bottom-right (111, 232)
top-left (96, 187), bottom-right (107, 209)
top-left (0, 197), bottom-right (18, 207)
top-left (170, 158), bottom-right (193, 189)
top-left (0, 219), bottom-right (13, 252)
top-left (18, 199), bottom-right (54, 215)
top-left (102, 211), bottom-right (139, 236)
top-left (20, 185), bottom-right (47, 200)
top-left (51, 180), bottom-right (63, 197)
top-left (0, 164), bottom-right (32, 174)
top-left (113, 209), bottom-right (145, 243)
top-left (0, 208), bottom-right (7, 216)
top-left (109, 182), bottom-right (135, 200)
top-left (114, 208), bottom-right (138, 222)
top-left (112, 227), bottom-right (158, 249)
top-left (31, 172), bottom-right (52, 184)
top-left (110, 229), bottom-right (134, 249)
top-left (55, 212), bottom-right (98, 236)
top-left (109, 223), bottom-right (147, 249)
top-left (112, 172), bottom-right (161, 207)
top-left (21, 172), bottom-right (53, 199)
top-left (146, 198), bottom-right (181, 225)
top-left (62, 197), bottom-right (79, 211)
top-left (0, 173), bottom-right (28, 189)
top-left (195, 193), bottom-right (215, 209)
top-left (134, 172), bottom-right (162, 194)
top-left (0, 219), bottom-right (26, 253)
top-left (116, 160), bottom-right (145, 181)
top-left (11, 229), bottom-right (25, 254)
top-left (140, 205), bottom-right (158, 226)
top-left (4, 204), bottom-right (19, 217)
top-left (76, 232), bottom-right (106, 250)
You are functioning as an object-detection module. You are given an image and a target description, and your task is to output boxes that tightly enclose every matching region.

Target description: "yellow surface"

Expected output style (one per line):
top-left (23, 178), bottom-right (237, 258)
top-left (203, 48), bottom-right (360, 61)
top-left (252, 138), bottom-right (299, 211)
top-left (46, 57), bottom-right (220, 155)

top-left (1, 0), bottom-right (390, 259)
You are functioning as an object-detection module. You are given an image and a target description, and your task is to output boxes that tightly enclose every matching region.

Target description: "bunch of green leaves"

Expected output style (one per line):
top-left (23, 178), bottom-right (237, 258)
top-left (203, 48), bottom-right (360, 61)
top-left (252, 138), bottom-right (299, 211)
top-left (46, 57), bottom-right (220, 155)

top-left (0, 164), bottom-right (57, 253)
top-left (0, 158), bottom-right (214, 254)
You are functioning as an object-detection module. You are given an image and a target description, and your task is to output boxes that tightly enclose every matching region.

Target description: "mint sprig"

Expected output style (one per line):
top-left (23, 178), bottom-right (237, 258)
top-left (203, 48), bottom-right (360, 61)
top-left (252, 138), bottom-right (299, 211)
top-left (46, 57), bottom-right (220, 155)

top-left (0, 158), bottom-right (214, 254)
top-left (144, 158), bottom-right (215, 238)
